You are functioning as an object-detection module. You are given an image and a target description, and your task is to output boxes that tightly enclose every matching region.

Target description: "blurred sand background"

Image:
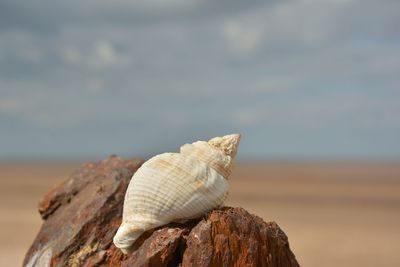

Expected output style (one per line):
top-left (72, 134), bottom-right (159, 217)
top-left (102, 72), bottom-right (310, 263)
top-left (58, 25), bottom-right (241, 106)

top-left (2, 1), bottom-right (400, 266)
top-left (1, 161), bottom-right (399, 267)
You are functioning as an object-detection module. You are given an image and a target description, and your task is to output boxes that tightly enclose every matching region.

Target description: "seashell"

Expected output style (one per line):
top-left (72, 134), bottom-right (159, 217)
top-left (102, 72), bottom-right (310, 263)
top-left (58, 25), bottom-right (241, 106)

top-left (113, 133), bottom-right (241, 254)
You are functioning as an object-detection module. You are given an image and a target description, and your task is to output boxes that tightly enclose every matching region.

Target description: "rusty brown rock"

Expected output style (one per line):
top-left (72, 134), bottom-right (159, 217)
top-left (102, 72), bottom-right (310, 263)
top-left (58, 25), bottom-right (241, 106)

top-left (121, 227), bottom-right (189, 267)
top-left (24, 156), bottom-right (300, 267)
top-left (38, 155), bottom-right (142, 220)
top-left (23, 156), bottom-right (144, 267)
top-left (181, 207), bottom-right (300, 267)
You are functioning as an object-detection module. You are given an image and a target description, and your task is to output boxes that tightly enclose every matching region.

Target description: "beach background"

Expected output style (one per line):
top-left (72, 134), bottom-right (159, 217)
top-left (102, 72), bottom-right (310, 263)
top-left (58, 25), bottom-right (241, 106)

top-left (1, 161), bottom-right (399, 266)
top-left (1, 1), bottom-right (400, 266)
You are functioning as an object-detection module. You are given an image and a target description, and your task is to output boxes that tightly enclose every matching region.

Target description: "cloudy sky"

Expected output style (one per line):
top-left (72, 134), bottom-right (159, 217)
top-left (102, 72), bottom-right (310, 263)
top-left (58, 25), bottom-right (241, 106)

top-left (1, 0), bottom-right (399, 160)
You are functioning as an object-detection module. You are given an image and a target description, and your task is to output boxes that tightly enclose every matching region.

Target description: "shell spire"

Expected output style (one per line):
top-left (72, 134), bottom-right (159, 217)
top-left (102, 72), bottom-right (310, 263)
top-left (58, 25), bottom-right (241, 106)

top-left (180, 133), bottom-right (241, 178)
top-left (208, 133), bottom-right (241, 158)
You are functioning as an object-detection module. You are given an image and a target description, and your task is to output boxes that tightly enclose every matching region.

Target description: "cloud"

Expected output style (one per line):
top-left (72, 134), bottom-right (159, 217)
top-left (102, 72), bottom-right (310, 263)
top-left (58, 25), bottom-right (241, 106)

top-left (91, 40), bottom-right (119, 68)
top-left (223, 20), bottom-right (262, 53)
top-left (61, 46), bottom-right (81, 65)
top-left (0, 98), bottom-right (20, 112)
top-left (0, 0), bottom-right (399, 159)
top-left (233, 90), bottom-right (400, 129)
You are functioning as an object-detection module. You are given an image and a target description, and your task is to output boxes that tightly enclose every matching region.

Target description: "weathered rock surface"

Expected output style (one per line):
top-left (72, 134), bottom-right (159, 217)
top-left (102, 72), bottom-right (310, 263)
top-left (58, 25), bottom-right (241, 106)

top-left (24, 156), bottom-right (300, 267)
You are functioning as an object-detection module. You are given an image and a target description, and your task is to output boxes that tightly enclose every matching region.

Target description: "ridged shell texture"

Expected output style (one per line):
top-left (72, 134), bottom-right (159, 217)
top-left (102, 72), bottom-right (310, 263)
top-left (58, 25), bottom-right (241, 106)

top-left (113, 133), bottom-right (241, 254)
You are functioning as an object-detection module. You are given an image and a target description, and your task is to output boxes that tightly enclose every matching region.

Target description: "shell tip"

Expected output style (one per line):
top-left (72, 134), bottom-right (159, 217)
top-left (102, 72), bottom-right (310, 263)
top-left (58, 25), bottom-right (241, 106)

top-left (208, 133), bottom-right (241, 158)
top-left (113, 223), bottom-right (143, 254)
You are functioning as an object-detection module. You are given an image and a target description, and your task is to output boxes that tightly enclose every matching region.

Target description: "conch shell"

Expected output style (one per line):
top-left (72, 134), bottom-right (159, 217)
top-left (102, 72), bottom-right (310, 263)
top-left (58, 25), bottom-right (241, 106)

top-left (113, 133), bottom-right (241, 254)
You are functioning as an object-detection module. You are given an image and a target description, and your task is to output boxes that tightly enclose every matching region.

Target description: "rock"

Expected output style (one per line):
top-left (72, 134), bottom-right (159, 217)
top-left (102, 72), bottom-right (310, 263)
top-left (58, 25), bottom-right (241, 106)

top-left (182, 207), bottom-right (299, 267)
top-left (24, 156), bottom-right (143, 267)
top-left (24, 156), bottom-right (300, 267)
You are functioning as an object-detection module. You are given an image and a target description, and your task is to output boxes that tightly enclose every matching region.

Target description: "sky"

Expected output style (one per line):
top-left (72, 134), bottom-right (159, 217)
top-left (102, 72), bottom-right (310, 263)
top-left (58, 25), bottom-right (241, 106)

top-left (0, 0), bottom-right (399, 160)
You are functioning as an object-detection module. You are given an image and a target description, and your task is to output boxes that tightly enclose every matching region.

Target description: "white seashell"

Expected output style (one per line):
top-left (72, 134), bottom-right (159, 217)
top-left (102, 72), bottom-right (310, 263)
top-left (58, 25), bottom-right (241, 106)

top-left (113, 133), bottom-right (241, 254)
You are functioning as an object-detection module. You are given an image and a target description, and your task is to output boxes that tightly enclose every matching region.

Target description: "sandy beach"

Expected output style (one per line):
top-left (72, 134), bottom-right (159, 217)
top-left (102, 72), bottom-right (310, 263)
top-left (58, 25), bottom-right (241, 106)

top-left (1, 161), bottom-right (399, 266)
